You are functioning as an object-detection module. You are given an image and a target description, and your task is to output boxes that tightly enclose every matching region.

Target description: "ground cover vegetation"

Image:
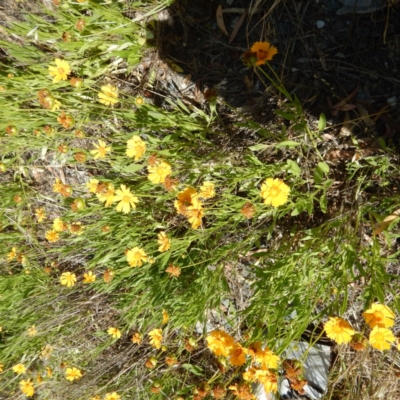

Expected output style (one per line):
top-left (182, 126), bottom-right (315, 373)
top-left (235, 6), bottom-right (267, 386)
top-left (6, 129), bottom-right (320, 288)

top-left (1, 0), bottom-right (400, 399)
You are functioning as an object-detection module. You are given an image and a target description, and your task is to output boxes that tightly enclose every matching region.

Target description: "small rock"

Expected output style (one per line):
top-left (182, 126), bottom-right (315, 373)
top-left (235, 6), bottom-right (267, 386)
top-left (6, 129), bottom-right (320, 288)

top-left (316, 20), bottom-right (325, 29)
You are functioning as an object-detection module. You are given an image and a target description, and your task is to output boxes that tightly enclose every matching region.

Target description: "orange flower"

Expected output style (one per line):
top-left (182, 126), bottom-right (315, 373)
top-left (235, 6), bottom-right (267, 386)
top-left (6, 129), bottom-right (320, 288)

top-left (250, 42), bottom-right (278, 65)
top-left (166, 264), bottom-right (181, 278)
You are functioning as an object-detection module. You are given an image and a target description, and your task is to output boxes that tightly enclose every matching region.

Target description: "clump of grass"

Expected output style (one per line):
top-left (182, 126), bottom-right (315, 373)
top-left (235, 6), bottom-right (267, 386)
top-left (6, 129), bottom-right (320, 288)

top-left (1, 1), bottom-right (399, 399)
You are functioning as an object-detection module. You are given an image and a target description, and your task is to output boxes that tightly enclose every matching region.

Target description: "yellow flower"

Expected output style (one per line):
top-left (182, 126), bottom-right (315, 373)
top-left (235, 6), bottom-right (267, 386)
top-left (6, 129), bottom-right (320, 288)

top-left (48, 58), bottom-right (71, 83)
top-left (157, 231), bottom-right (170, 252)
top-left (126, 247), bottom-right (147, 267)
top-left (69, 221), bottom-right (84, 235)
top-left (12, 364), bottom-right (26, 374)
top-left (98, 84), bottom-right (119, 106)
top-left (60, 272), bottom-right (77, 287)
top-left (200, 181), bottom-right (215, 199)
top-left (53, 217), bottom-right (67, 232)
top-left (363, 304), bottom-right (395, 329)
top-left (229, 383), bottom-right (255, 399)
top-left (186, 198), bottom-right (204, 229)
top-left (229, 342), bottom-right (246, 366)
top-left (260, 178), bottom-right (290, 207)
top-left (0, 363), bottom-right (3, 373)
top-left (86, 178), bottom-right (99, 193)
top-left (148, 160), bottom-right (172, 184)
top-left (97, 184), bottom-right (116, 207)
top-left (91, 139), bottom-right (111, 160)
top-left (324, 317), bottom-right (355, 344)
top-left (126, 135), bottom-right (146, 160)
top-left (7, 246), bottom-right (17, 261)
top-left (256, 347), bottom-right (280, 369)
top-left (107, 327), bottom-right (122, 339)
top-left (19, 379), bottom-right (34, 397)
top-left (27, 325), bottom-right (37, 337)
top-left (250, 42), bottom-right (278, 65)
top-left (255, 367), bottom-right (278, 393)
top-left (53, 178), bottom-right (64, 193)
top-left (174, 187), bottom-right (198, 215)
top-left (162, 309), bottom-right (169, 324)
top-left (369, 326), bottom-right (395, 351)
top-left (148, 328), bottom-right (163, 349)
top-left (206, 330), bottom-right (235, 357)
top-left (83, 271), bottom-right (96, 284)
top-left (104, 392), bottom-right (121, 400)
top-left (131, 332), bottom-right (142, 344)
top-left (113, 184), bottom-right (139, 214)
top-left (45, 229), bottom-right (60, 243)
top-left (65, 367), bottom-right (82, 381)
top-left (35, 207), bottom-right (46, 222)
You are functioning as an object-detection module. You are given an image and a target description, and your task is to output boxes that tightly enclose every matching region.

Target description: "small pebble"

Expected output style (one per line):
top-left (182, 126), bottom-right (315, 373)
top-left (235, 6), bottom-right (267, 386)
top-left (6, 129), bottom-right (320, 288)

top-left (316, 20), bottom-right (325, 29)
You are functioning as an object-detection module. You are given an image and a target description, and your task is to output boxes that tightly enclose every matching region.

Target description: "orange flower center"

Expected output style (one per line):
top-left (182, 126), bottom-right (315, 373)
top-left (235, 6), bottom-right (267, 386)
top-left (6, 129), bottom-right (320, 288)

top-left (257, 50), bottom-right (269, 61)
top-left (58, 67), bottom-right (65, 74)
top-left (373, 311), bottom-right (384, 322)
top-left (374, 332), bottom-right (385, 341)
top-left (122, 195), bottom-right (131, 203)
top-left (98, 147), bottom-right (106, 156)
top-left (333, 325), bottom-right (343, 333)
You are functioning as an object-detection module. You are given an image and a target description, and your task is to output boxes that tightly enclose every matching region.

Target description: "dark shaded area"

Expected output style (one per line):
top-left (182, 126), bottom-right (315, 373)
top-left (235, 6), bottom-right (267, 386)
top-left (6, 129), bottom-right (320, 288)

top-left (136, 0), bottom-right (400, 141)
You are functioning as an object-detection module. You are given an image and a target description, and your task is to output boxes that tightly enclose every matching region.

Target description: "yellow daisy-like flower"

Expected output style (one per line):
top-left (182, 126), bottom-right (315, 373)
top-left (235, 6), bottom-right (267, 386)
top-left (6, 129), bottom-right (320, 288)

top-left (104, 392), bottom-right (121, 400)
top-left (206, 330), bottom-right (235, 357)
top-left (126, 247), bottom-right (147, 267)
top-left (97, 184), bottom-right (116, 207)
top-left (48, 58), bottom-right (71, 83)
top-left (157, 231), bottom-right (171, 252)
top-left (256, 347), bottom-right (280, 369)
top-left (255, 367), bottom-right (279, 393)
top-left (131, 332), bottom-right (142, 344)
top-left (53, 178), bottom-right (64, 193)
top-left (324, 317), bottom-right (356, 344)
top-left (35, 207), bottom-right (47, 222)
top-left (12, 364), bottom-right (26, 374)
top-left (19, 379), bottom-right (34, 397)
top-left (126, 135), bottom-right (146, 161)
top-left (107, 327), bottom-right (122, 339)
top-left (369, 326), bottom-right (395, 351)
top-left (83, 271), bottom-right (96, 284)
top-left (162, 309), bottom-right (169, 324)
top-left (53, 217), bottom-right (67, 232)
top-left (69, 221), bottom-right (84, 236)
top-left (363, 303), bottom-right (395, 329)
top-left (65, 367), bottom-right (82, 381)
top-left (98, 84), bottom-right (119, 106)
top-left (45, 229), bottom-right (60, 243)
top-left (113, 184), bottom-right (139, 214)
top-left (148, 328), bottom-right (163, 349)
top-left (260, 178), bottom-right (290, 207)
top-left (90, 139), bottom-right (111, 160)
top-left (7, 246), bottom-right (18, 261)
top-left (174, 187), bottom-right (198, 215)
top-left (229, 342), bottom-right (246, 366)
top-left (148, 160), bottom-right (172, 184)
top-left (200, 181), bottom-right (216, 199)
top-left (86, 178), bottom-right (99, 193)
top-left (250, 42), bottom-right (278, 65)
top-left (186, 198), bottom-right (204, 229)
top-left (60, 272), bottom-right (77, 287)
top-left (27, 325), bottom-right (37, 337)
